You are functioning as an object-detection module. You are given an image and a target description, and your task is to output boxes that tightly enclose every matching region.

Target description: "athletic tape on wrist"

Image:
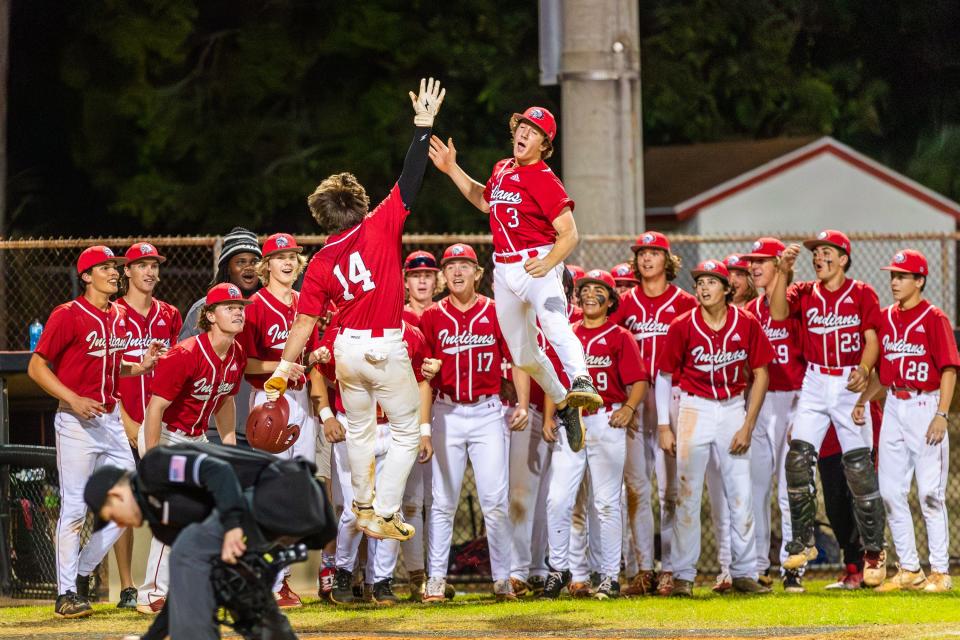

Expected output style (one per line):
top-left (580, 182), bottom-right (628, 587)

top-left (319, 407), bottom-right (334, 423)
top-left (275, 359), bottom-right (296, 379)
top-left (419, 423), bottom-right (432, 437)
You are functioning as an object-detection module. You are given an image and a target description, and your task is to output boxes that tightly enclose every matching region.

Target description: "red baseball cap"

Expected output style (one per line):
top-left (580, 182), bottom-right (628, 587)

top-left (77, 246), bottom-right (126, 275)
top-left (441, 243), bottom-right (478, 266)
top-left (261, 233), bottom-right (302, 258)
top-left (724, 254), bottom-right (750, 273)
top-left (566, 264), bottom-right (586, 281)
top-left (741, 237), bottom-right (785, 260)
top-left (205, 283), bottom-right (253, 306)
top-left (690, 259), bottom-right (730, 284)
top-left (124, 242), bottom-right (166, 265)
top-left (510, 106), bottom-right (557, 142)
top-left (803, 229), bottom-right (851, 255)
top-left (404, 250), bottom-right (439, 272)
top-left (880, 249), bottom-right (928, 275)
top-left (631, 231), bottom-right (671, 253)
top-left (577, 269), bottom-right (617, 291)
top-left (611, 262), bottom-right (640, 285)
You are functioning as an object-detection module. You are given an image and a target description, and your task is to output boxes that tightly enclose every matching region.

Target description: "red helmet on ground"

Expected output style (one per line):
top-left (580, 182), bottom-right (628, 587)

top-left (246, 396), bottom-right (299, 454)
top-left (880, 249), bottom-right (928, 275)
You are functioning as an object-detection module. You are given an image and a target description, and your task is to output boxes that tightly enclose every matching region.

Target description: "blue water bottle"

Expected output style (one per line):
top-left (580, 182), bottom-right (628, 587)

top-left (29, 319), bottom-right (43, 351)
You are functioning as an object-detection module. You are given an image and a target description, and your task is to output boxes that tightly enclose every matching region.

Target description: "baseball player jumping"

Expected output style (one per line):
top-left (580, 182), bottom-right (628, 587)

top-left (428, 106), bottom-right (602, 453)
top-left (771, 230), bottom-right (887, 586)
top-left (28, 246), bottom-right (160, 618)
top-left (419, 243), bottom-right (525, 602)
top-left (266, 78), bottom-right (445, 542)
top-left (541, 270), bottom-right (647, 600)
top-left (741, 238), bottom-right (807, 591)
top-left (856, 250), bottom-right (958, 592)
top-left (656, 260), bottom-right (774, 597)
top-left (614, 232), bottom-right (696, 597)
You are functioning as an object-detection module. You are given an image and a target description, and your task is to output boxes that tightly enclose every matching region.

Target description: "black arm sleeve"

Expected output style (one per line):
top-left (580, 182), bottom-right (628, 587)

top-left (197, 456), bottom-right (247, 531)
top-left (397, 126), bottom-right (432, 209)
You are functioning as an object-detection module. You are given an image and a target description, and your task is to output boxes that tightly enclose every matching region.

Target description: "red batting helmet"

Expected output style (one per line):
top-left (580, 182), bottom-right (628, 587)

top-left (246, 396), bottom-right (300, 454)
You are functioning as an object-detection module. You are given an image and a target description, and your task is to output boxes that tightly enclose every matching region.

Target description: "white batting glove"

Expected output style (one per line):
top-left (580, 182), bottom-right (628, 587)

top-left (409, 77), bottom-right (445, 127)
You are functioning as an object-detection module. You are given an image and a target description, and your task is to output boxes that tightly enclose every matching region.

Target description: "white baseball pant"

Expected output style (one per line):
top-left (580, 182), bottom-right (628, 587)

top-left (621, 487), bottom-right (639, 577)
top-left (508, 408), bottom-right (553, 582)
top-left (334, 328), bottom-right (420, 517)
top-left (568, 472), bottom-right (603, 582)
top-left (672, 394), bottom-right (757, 583)
top-left (750, 390), bottom-right (797, 572)
top-left (631, 385), bottom-right (680, 572)
top-left (493, 246), bottom-right (589, 405)
top-left (429, 396), bottom-right (511, 582)
top-left (54, 407), bottom-right (135, 595)
top-left (547, 409), bottom-right (626, 579)
top-left (136, 426), bottom-right (208, 606)
top-left (879, 391), bottom-right (950, 573)
top-left (792, 366), bottom-right (873, 452)
top-left (705, 450), bottom-right (732, 575)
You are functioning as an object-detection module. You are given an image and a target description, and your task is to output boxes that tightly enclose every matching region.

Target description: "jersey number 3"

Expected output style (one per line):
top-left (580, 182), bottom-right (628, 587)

top-left (333, 252), bottom-right (376, 301)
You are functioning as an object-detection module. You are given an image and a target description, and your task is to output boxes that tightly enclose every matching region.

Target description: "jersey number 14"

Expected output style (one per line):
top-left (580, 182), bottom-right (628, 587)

top-left (333, 251), bottom-right (376, 301)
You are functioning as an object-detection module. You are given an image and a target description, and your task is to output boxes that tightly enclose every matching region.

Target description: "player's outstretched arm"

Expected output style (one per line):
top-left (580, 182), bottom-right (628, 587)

top-left (398, 77), bottom-right (445, 209)
top-left (428, 136), bottom-right (490, 213)
top-left (267, 313), bottom-right (320, 400)
top-left (769, 244), bottom-right (800, 321)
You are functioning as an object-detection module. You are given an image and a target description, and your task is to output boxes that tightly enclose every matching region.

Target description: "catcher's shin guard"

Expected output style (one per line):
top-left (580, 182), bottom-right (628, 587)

top-left (784, 440), bottom-right (818, 552)
top-left (841, 448), bottom-right (886, 552)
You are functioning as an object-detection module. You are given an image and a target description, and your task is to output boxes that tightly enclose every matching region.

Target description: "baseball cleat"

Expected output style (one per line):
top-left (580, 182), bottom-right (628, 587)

top-left (351, 501), bottom-right (374, 529)
top-left (117, 587), bottom-right (138, 609)
top-left (493, 579), bottom-right (518, 602)
top-left (55, 592), bottom-right (93, 619)
top-left (372, 578), bottom-right (399, 605)
top-left (556, 404), bottom-right (586, 452)
top-left (712, 571), bottom-right (733, 593)
top-left (593, 576), bottom-right (619, 600)
top-left (331, 569), bottom-right (355, 604)
top-left (136, 597), bottom-right (165, 614)
top-left (509, 577), bottom-right (530, 597)
top-left (862, 550), bottom-right (887, 587)
top-left (568, 581), bottom-right (592, 598)
top-left (874, 565), bottom-right (926, 592)
top-left (424, 576), bottom-right (447, 603)
top-left (274, 577), bottom-right (302, 608)
top-left (528, 575), bottom-right (546, 597)
top-left (445, 582), bottom-right (457, 600)
top-left (539, 570), bottom-right (571, 600)
top-left (757, 570), bottom-right (774, 588)
top-left (408, 569), bottom-right (426, 602)
top-left (824, 563), bottom-right (862, 590)
top-left (362, 512), bottom-right (415, 541)
top-left (656, 571), bottom-right (674, 596)
top-left (564, 375), bottom-right (604, 410)
top-left (732, 577), bottom-right (771, 594)
top-left (782, 570), bottom-right (805, 593)
top-left (782, 545), bottom-right (818, 570)
top-left (670, 579), bottom-right (693, 597)
top-left (319, 565), bottom-right (336, 599)
top-left (75, 574), bottom-right (96, 601)
top-left (924, 572), bottom-right (953, 592)
top-left (621, 570), bottom-right (656, 597)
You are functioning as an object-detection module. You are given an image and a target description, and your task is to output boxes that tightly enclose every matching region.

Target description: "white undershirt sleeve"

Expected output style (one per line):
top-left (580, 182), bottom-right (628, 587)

top-left (655, 372), bottom-right (673, 426)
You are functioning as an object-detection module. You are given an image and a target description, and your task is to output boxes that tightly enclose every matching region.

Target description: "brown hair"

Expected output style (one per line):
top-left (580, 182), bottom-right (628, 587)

top-left (197, 303), bottom-right (218, 332)
top-left (255, 253), bottom-right (308, 286)
top-left (632, 250), bottom-right (681, 282)
top-left (307, 173), bottom-right (370, 234)
top-left (509, 121), bottom-right (554, 160)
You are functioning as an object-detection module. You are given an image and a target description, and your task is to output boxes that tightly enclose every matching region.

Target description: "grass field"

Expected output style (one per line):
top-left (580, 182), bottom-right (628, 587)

top-left (2, 581), bottom-right (960, 639)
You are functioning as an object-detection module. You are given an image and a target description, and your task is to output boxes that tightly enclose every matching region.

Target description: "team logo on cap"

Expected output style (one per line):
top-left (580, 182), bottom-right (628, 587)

top-left (228, 285), bottom-right (241, 298)
top-left (728, 256), bottom-right (741, 265)
top-left (103, 247), bottom-right (114, 257)
top-left (530, 108), bottom-right (544, 120)
top-left (615, 266), bottom-right (630, 276)
top-left (642, 233), bottom-right (655, 244)
top-left (894, 252), bottom-right (906, 264)
top-left (818, 231), bottom-right (828, 240)
top-left (588, 270), bottom-right (602, 278)
top-left (140, 243), bottom-right (154, 254)
top-left (451, 245), bottom-right (465, 255)
top-left (276, 236), bottom-right (289, 248)
top-left (703, 261), bottom-right (717, 270)
top-left (752, 240), bottom-right (762, 251)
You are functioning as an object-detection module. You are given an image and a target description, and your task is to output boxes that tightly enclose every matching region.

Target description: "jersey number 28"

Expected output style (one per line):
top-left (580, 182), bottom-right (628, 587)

top-left (333, 252), bottom-right (376, 301)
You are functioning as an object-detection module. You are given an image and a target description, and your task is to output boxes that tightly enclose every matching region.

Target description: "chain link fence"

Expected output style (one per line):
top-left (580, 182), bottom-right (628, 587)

top-left (1, 232), bottom-right (959, 593)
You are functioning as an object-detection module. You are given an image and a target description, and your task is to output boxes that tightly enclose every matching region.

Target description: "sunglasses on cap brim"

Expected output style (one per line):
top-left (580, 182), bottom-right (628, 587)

top-left (405, 256), bottom-right (438, 271)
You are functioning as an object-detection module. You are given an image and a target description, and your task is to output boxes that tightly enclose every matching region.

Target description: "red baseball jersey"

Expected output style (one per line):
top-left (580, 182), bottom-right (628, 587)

top-left (748, 296), bottom-right (805, 392)
top-left (299, 184), bottom-right (408, 331)
top-left (615, 284), bottom-right (697, 381)
top-left (658, 305), bottom-right (775, 401)
top-left (35, 296), bottom-right (129, 411)
top-left (115, 298), bottom-right (184, 423)
top-left (483, 158), bottom-right (574, 254)
top-left (150, 333), bottom-right (247, 437)
top-left (876, 300), bottom-right (960, 392)
top-left (402, 306), bottom-right (422, 328)
top-left (575, 320), bottom-right (646, 407)
top-left (420, 295), bottom-right (509, 403)
top-left (238, 288), bottom-right (320, 389)
top-left (787, 279), bottom-right (881, 368)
